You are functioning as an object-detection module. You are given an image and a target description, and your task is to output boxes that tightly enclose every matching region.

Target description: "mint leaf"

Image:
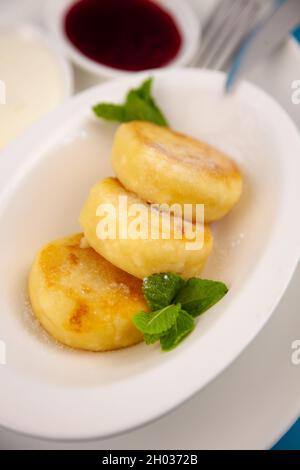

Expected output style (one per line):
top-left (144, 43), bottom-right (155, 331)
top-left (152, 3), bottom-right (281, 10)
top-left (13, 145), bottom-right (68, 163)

top-left (133, 304), bottom-right (180, 335)
top-left (175, 278), bottom-right (228, 317)
top-left (130, 77), bottom-right (168, 126)
top-left (144, 333), bottom-right (161, 345)
top-left (160, 310), bottom-right (195, 352)
top-left (125, 90), bottom-right (167, 126)
top-left (93, 103), bottom-right (126, 122)
top-left (143, 273), bottom-right (185, 311)
top-left (92, 78), bottom-right (168, 127)
top-left (134, 77), bottom-right (153, 101)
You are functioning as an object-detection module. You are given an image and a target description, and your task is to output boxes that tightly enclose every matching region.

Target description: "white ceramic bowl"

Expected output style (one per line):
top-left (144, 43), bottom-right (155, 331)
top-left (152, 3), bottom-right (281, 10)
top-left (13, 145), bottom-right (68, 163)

top-left (0, 23), bottom-right (73, 100)
top-left (44, 0), bottom-right (200, 79)
top-left (0, 23), bottom-right (73, 150)
top-left (0, 69), bottom-right (299, 440)
top-left (28, 24), bottom-right (74, 100)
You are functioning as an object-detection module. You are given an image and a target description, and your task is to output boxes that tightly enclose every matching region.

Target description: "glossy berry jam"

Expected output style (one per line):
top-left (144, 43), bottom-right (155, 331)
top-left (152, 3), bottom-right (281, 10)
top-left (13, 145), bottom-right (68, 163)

top-left (64, 0), bottom-right (182, 71)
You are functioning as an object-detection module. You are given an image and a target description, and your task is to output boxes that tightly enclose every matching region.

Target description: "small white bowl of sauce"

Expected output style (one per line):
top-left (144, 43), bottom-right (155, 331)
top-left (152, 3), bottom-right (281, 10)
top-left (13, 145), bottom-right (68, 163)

top-left (0, 24), bottom-right (73, 149)
top-left (45, 0), bottom-right (200, 79)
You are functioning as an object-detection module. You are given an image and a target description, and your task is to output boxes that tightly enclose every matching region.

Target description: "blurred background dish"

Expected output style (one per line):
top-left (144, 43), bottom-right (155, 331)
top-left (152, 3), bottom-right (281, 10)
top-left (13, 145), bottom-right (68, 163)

top-left (44, 0), bottom-right (200, 78)
top-left (0, 23), bottom-right (73, 149)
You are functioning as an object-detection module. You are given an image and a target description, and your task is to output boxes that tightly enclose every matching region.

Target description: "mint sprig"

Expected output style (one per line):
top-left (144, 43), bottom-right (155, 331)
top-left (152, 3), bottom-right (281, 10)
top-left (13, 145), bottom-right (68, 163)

top-left (133, 304), bottom-right (180, 335)
top-left (143, 272), bottom-right (184, 311)
top-left (133, 273), bottom-right (228, 352)
top-left (160, 310), bottom-right (195, 352)
top-left (93, 78), bottom-right (168, 127)
top-left (144, 333), bottom-right (162, 345)
top-left (175, 278), bottom-right (228, 317)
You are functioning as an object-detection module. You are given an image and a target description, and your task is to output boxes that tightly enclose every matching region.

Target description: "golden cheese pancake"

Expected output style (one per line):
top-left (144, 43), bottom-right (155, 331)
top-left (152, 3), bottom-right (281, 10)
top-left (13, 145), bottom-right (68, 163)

top-left (28, 234), bottom-right (146, 351)
top-left (80, 177), bottom-right (213, 280)
top-left (111, 121), bottom-right (242, 222)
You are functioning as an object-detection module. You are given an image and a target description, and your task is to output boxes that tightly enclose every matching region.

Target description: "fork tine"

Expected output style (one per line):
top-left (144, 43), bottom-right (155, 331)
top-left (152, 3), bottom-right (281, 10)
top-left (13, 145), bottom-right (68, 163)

top-left (199, 0), bottom-right (253, 68)
top-left (195, 0), bottom-right (243, 64)
top-left (202, 0), bottom-right (239, 38)
top-left (208, 2), bottom-right (261, 70)
top-left (195, 0), bottom-right (263, 70)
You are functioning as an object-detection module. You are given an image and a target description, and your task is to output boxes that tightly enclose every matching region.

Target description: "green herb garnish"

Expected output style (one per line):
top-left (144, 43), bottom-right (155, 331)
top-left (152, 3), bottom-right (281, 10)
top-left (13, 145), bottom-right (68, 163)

top-left (160, 309), bottom-right (195, 352)
top-left (143, 272), bottom-right (184, 311)
top-left (175, 278), bottom-right (228, 317)
top-left (133, 304), bottom-right (180, 335)
top-left (92, 78), bottom-right (168, 127)
top-left (133, 273), bottom-right (228, 352)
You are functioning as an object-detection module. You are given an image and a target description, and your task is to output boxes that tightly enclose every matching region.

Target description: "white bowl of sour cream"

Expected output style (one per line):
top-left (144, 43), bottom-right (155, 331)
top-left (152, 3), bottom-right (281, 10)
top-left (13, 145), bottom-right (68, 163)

top-left (0, 24), bottom-right (73, 150)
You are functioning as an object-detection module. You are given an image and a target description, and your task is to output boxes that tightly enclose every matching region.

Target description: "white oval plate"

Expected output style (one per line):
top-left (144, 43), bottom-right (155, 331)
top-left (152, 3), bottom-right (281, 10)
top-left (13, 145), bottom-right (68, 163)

top-left (0, 69), bottom-right (299, 440)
